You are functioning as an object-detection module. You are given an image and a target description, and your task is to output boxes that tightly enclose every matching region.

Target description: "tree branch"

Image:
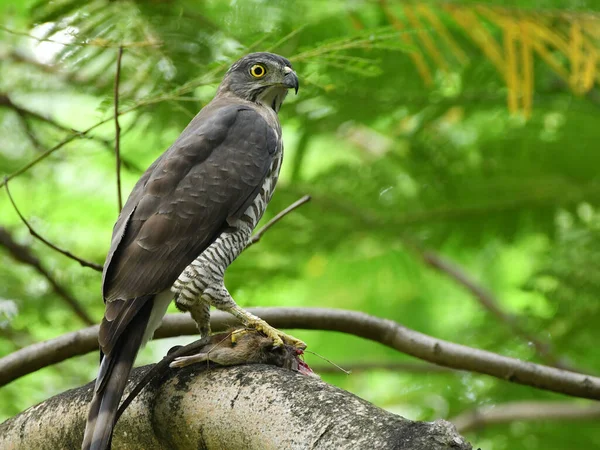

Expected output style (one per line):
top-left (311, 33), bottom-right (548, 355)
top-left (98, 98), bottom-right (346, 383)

top-left (2, 307), bottom-right (600, 401)
top-left (451, 400), bottom-right (600, 433)
top-left (408, 241), bottom-right (573, 371)
top-left (114, 46), bottom-right (123, 212)
top-left (0, 93), bottom-right (74, 135)
top-left (4, 180), bottom-right (103, 271)
top-left (13, 108), bottom-right (46, 152)
top-left (0, 363), bottom-right (471, 450)
top-left (0, 227), bottom-right (94, 325)
top-left (247, 195), bottom-right (311, 246)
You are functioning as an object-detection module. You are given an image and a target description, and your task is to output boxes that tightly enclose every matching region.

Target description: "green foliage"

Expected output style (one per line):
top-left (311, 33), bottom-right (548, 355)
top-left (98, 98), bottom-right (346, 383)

top-left (1, 1), bottom-right (600, 449)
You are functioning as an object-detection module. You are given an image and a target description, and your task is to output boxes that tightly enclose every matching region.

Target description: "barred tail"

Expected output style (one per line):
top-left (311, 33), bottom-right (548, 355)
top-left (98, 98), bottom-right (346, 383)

top-left (81, 299), bottom-right (153, 450)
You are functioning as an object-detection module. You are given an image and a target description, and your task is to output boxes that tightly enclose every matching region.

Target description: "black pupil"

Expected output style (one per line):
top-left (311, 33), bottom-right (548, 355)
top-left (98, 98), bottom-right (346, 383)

top-left (254, 66), bottom-right (263, 76)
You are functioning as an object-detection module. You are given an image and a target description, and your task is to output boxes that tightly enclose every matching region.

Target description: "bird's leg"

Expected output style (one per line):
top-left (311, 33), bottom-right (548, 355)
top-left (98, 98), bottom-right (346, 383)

top-left (187, 301), bottom-right (212, 338)
top-left (173, 263), bottom-right (211, 338)
top-left (173, 227), bottom-right (306, 351)
top-left (202, 285), bottom-right (306, 350)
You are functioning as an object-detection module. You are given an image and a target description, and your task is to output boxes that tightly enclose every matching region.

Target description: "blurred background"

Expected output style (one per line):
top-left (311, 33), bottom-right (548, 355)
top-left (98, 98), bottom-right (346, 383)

top-left (1, 0), bottom-right (600, 448)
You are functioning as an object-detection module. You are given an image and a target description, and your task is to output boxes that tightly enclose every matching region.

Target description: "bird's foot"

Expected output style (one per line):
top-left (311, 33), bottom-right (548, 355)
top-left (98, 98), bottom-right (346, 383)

top-left (231, 317), bottom-right (306, 350)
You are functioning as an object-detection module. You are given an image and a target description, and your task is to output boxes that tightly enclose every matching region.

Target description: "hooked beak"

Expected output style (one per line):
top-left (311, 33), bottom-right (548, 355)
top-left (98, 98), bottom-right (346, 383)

top-left (283, 67), bottom-right (299, 95)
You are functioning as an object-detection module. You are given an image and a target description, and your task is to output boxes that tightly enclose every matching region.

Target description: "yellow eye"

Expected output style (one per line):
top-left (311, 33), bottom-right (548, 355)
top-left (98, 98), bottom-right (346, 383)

top-left (250, 64), bottom-right (267, 78)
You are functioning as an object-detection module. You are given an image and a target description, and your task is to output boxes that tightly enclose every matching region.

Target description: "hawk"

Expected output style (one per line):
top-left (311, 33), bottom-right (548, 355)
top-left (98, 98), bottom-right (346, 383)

top-left (82, 52), bottom-right (303, 450)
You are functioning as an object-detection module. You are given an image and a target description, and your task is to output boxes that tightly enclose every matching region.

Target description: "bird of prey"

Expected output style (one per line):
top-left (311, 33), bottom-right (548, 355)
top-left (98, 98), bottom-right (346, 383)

top-left (82, 52), bottom-right (303, 450)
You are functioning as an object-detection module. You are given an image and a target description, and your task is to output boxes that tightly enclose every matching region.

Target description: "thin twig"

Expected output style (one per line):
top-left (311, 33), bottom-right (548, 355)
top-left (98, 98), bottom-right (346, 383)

top-left (14, 109), bottom-right (45, 152)
top-left (4, 179), bottom-right (103, 272)
top-left (0, 93), bottom-right (142, 172)
top-left (248, 195), bottom-right (311, 247)
top-left (1, 128), bottom-right (92, 188)
top-left (0, 227), bottom-right (94, 325)
top-left (405, 240), bottom-right (574, 371)
top-left (451, 400), bottom-right (600, 433)
top-left (114, 46), bottom-right (123, 212)
top-left (0, 97), bottom-right (152, 188)
top-left (0, 93), bottom-right (78, 135)
top-left (1, 93), bottom-right (92, 138)
top-left (2, 307), bottom-right (600, 401)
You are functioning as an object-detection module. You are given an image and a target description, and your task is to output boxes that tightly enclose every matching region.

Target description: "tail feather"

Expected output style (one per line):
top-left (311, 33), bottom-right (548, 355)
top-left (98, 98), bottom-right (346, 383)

top-left (82, 299), bottom-right (153, 450)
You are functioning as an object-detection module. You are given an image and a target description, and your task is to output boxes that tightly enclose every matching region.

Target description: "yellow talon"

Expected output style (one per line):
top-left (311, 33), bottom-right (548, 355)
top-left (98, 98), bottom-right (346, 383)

top-left (250, 318), bottom-right (306, 349)
top-left (230, 322), bottom-right (305, 349)
top-left (228, 305), bottom-right (307, 350)
top-left (230, 328), bottom-right (254, 344)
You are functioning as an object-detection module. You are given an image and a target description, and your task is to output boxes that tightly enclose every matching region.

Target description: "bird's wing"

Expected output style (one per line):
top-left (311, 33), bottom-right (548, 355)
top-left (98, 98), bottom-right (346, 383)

top-left (99, 101), bottom-right (278, 355)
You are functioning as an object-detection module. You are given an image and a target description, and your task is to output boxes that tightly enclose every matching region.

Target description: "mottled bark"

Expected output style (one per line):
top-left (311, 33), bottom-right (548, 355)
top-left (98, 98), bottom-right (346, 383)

top-left (0, 364), bottom-right (471, 450)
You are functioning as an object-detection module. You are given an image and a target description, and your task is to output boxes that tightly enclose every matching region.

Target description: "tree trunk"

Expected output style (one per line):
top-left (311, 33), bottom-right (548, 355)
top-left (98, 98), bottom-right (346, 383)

top-left (0, 363), bottom-right (472, 449)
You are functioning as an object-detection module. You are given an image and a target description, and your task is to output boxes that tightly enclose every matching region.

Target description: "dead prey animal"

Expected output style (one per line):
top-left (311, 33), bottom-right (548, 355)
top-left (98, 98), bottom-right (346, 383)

top-left (115, 329), bottom-right (317, 423)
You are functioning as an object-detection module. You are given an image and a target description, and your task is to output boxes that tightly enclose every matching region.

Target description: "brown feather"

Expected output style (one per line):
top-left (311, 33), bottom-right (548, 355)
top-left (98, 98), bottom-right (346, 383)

top-left (102, 101), bottom-right (277, 305)
top-left (98, 102), bottom-right (277, 357)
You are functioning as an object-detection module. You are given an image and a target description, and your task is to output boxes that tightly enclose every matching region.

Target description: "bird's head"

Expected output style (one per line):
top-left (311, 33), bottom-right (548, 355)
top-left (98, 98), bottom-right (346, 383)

top-left (218, 52), bottom-right (299, 112)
